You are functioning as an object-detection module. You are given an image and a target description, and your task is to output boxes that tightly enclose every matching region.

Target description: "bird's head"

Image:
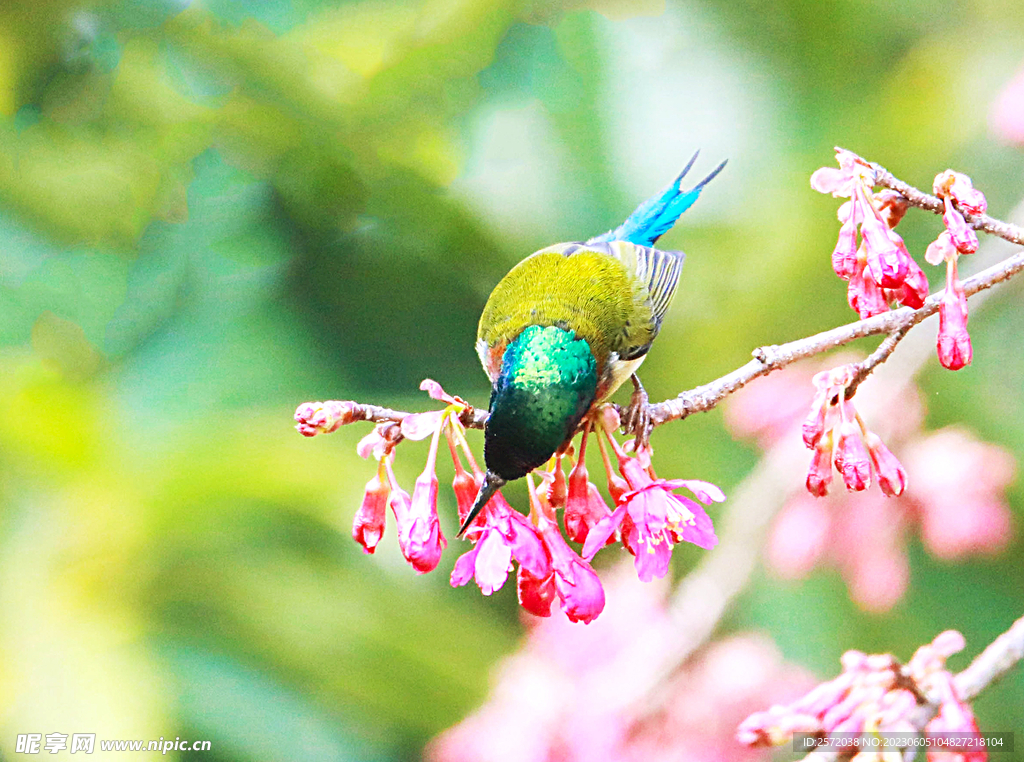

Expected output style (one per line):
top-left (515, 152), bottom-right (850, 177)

top-left (458, 324), bottom-right (597, 536)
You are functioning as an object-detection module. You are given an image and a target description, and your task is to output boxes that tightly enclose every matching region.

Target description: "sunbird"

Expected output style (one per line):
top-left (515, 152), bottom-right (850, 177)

top-left (459, 153), bottom-right (727, 536)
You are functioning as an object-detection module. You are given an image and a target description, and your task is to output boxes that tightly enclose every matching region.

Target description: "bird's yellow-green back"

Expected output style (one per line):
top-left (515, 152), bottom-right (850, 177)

top-left (476, 240), bottom-right (680, 383)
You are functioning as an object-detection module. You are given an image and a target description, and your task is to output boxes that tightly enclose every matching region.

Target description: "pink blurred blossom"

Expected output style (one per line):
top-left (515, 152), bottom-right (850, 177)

top-left (901, 429), bottom-right (1015, 559)
top-left (428, 564), bottom-right (813, 762)
top-left (992, 65), bottom-right (1024, 145)
top-left (726, 360), bottom-right (1015, 611)
top-left (739, 630), bottom-right (984, 756)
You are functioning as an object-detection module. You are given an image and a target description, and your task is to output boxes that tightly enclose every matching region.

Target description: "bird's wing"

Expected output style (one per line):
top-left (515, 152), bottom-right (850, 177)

top-left (553, 241), bottom-right (684, 354)
top-left (611, 240), bottom-right (685, 334)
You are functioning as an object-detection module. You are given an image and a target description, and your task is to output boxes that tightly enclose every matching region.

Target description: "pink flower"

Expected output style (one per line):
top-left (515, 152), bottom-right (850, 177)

top-left (584, 478), bottom-right (722, 582)
top-left (861, 210), bottom-right (907, 288)
top-left (564, 428), bottom-right (611, 544)
top-left (294, 400), bottom-right (358, 436)
top-left (523, 516), bottom-right (605, 624)
top-left (902, 428), bottom-right (1015, 559)
top-left (926, 230), bottom-right (958, 266)
top-left (937, 277), bottom-right (972, 371)
top-left (991, 64), bottom-right (1024, 145)
top-left (387, 431), bottom-right (447, 574)
top-left (353, 469), bottom-right (389, 553)
top-left (767, 495), bottom-right (831, 579)
top-left (848, 259), bottom-right (890, 318)
top-left (831, 202), bottom-right (860, 279)
top-left (896, 254), bottom-right (929, 309)
top-left (935, 169), bottom-right (988, 216)
top-left (429, 563), bottom-right (813, 762)
top-left (451, 494), bottom-right (550, 596)
top-left (810, 148), bottom-right (875, 196)
top-left (865, 432), bottom-right (908, 497)
top-left (739, 631), bottom-right (978, 753)
top-left (834, 419), bottom-right (871, 491)
top-left (806, 432), bottom-right (834, 497)
top-left (814, 150), bottom-right (924, 314)
top-left (942, 196), bottom-right (979, 254)
top-left (926, 671), bottom-right (987, 762)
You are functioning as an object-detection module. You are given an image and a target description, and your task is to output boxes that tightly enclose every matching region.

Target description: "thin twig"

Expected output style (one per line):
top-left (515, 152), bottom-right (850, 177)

top-left (954, 614), bottom-right (1024, 702)
top-left (870, 159), bottom-right (1024, 246)
top-left (846, 326), bottom-right (910, 399)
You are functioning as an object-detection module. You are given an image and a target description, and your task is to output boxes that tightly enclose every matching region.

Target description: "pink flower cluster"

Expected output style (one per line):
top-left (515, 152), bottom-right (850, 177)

top-left (725, 359), bottom-right (1015, 612)
top-left (801, 364), bottom-right (906, 497)
top-left (737, 630), bottom-right (986, 762)
top-left (812, 150), bottom-right (991, 373)
top-left (295, 381), bottom-right (724, 624)
top-left (428, 564), bottom-right (813, 762)
top-left (811, 149), bottom-right (928, 317)
top-left (925, 170), bottom-right (987, 370)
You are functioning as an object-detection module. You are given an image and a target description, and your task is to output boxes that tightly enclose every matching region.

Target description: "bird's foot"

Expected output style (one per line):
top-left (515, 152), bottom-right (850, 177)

top-left (621, 374), bottom-right (653, 450)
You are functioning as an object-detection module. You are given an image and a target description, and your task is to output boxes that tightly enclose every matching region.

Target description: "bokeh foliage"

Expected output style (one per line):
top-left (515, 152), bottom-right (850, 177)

top-left (0, 0), bottom-right (1022, 759)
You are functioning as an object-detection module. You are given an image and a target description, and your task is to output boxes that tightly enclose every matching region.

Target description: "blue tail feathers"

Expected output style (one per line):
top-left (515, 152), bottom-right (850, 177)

top-left (590, 152), bottom-right (727, 247)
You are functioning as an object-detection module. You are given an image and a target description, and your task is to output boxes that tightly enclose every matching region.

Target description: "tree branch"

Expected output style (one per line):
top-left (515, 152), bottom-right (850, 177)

top-left (871, 158), bottom-right (1024, 246)
top-left (305, 191), bottom-right (1024, 436)
top-left (954, 613), bottom-right (1024, 702)
top-left (647, 244), bottom-right (1024, 426)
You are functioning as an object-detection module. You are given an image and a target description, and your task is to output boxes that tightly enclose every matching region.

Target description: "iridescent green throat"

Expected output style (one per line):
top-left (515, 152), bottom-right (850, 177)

top-left (484, 325), bottom-right (598, 481)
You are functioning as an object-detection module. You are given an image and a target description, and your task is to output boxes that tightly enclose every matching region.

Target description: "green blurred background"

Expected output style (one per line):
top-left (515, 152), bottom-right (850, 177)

top-left (0, 0), bottom-right (1022, 759)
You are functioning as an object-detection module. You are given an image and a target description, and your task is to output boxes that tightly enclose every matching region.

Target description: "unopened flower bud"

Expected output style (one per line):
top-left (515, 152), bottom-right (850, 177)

top-left (942, 197), bottom-right (978, 254)
top-left (935, 169), bottom-right (987, 215)
top-left (353, 472), bottom-right (389, 553)
top-left (832, 214), bottom-right (859, 279)
top-left (861, 210), bottom-right (907, 288)
top-left (937, 280), bottom-right (972, 370)
top-left (806, 431), bottom-right (834, 497)
top-left (896, 256), bottom-right (929, 309)
top-left (294, 400), bottom-right (358, 436)
top-left (834, 421), bottom-right (871, 491)
top-left (865, 432), bottom-right (908, 497)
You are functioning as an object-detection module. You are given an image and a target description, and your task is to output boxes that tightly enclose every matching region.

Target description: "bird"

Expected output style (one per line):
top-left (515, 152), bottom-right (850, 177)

top-left (458, 152), bottom-right (727, 537)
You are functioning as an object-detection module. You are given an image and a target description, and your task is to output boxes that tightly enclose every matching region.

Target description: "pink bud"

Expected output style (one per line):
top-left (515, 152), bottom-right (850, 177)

top-left (834, 421), bottom-right (871, 491)
top-left (862, 210), bottom-right (907, 288)
top-left (564, 459), bottom-right (611, 544)
top-left (937, 281), bottom-right (972, 370)
top-left (394, 429), bottom-right (447, 573)
top-left (294, 400), bottom-right (358, 436)
top-left (832, 214), bottom-right (859, 279)
top-left (806, 432), bottom-right (834, 497)
top-left (802, 390), bottom-right (830, 449)
top-left (353, 472), bottom-right (390, 553)
top-left (546, 457), bottom-right (568, 511)
top-left (516, 567), bottom-right (556, 617)
top-left (401, 468), bottom-right (446, 573)
top-left (943, 197), bottom-right (978, 254)
top-left (848, 260), bottom-right (890, 318)
top-left (935, 170), bottom-right (988, 216)
top-left (865, 432), bottom-right (908, 497)
top-left (896, 256), bottom-right (929, 309)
